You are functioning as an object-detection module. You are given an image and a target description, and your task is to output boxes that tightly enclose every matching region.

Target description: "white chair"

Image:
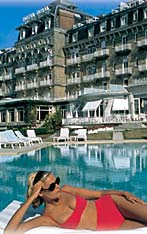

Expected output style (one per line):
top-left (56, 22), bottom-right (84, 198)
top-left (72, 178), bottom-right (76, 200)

top-left (5, 130), bottom-right (32, 146)
top-left (26, 130), bottom-right (42, 143)
top-left (76, 129), bottom-right (87, 141)
top-left (53, 128), bottom-right (69, 142)
top-left (15, 130), bottom-right (34, 145)
top-left (0, 131), bottom-right (22, 148)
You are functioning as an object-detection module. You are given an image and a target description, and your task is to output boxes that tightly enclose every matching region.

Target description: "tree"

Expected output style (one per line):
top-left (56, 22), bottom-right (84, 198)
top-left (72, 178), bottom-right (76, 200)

top-left (43, 108), bottom-right (62, 134)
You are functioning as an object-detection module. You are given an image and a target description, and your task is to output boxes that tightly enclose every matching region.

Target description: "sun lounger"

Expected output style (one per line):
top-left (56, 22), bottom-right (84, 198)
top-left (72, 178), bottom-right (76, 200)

top-left (0, 131), bottom-right (22, 149)
top-left (53, 128), bottom-right (69, 142)
top-left (15, 130), bottom-right (34, 145)
top-left (76, 129), bottom-right (87, 141)
top-left (0, 200), bottom-right (147, 234)
top-left (5, 130), bottom-right (30, 147)
top-left (26, 130), bottom-right (42, 144)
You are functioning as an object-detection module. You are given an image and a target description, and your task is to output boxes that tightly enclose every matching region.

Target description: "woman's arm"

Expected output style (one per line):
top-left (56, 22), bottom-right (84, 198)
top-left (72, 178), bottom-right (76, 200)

top-left (62, 185), bottom-right (146, 205)
top-left (4, 181), bottom-right (44, 234)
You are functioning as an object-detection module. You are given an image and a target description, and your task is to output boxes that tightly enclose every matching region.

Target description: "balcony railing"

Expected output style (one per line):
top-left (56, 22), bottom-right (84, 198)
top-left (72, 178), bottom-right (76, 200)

top-left (95, 71), bottom-right (110, 79)
top-left (138, 64), bottom-right (147, 72)
top-left (67, 78), bottom-right (81, 85)
top-left (137, 39), bottom-right (147, 48)
top-left (82, 53), bottom-right (94, 62)
top-left (83, 74), bottom-right (95, 82)
top-left (66, 57), bottom-right (80, 65)
top-left (115, 67), bottom-right (132, 76)
top-left (0, 74), bottom-right (12, 80)
top-left (15, 67), bottom-right (26, 74)
top-left (94, 49), bottom-right (110, 58)
top-left (27, 64), bottom-right (38, 71)
top-left (39, 79), bottom-right (52, 86)
top-left (15, 84), bottom-right (26, 91)
top-left (115, 44), bottom-right (132, 53)
top-left (26, 82), bottom-right (38, 89)
top-left (40, 59), bottom-right (52, 68)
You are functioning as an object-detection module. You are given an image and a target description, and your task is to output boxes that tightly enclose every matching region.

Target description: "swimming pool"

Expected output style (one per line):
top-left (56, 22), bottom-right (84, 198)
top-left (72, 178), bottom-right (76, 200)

top-left (0, 143), bottom-right (147, 211)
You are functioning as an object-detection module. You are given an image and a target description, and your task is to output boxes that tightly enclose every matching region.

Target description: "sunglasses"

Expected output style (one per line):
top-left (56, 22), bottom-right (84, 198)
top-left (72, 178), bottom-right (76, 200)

top-left (41, 177), bottom-right (60, 192)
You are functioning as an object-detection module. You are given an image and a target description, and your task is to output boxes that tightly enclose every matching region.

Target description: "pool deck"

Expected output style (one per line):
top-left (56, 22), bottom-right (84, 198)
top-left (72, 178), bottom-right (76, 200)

top-left (0, 139), bottom-right (147, 156)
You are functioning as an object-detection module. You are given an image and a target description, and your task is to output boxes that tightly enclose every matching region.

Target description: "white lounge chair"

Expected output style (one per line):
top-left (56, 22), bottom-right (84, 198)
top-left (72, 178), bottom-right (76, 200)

top-left (0, 131), bottom-right (22, 149)
top-left (53, 128), bottom-right (69, 142)
top-left (76, 129), bottom-right (87, 141)
top-left (5, 130), bottom-right (30, 147)
top-left (26, 130), bottom-right (42, 143)
top-left (15, 130), bottom-right (34, 145)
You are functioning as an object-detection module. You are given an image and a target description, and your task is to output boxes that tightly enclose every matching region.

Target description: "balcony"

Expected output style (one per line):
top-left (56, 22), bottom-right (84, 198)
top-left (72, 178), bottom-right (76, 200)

top-left (82, 53), bottom-right (94, 62)
top-left (67, 78), bottom-right (81, 85)
top-left (27, 64), bottom-right (38, 71)
top-left (15, 84), bottom-right (26, 91)
top-left (137, 39), bottom-right (147, 48)
top-left (40, 59), bottom-right (52, 68)
top-left (83, 74), bottom-right (95, 82)
top-left (66, 57), bottom-right (80, 65)
top-left (138, 64), bottom-right (147, 72)
top-left (15, 67), bottom-right (25, 74)
top-left (115, 67), bottom-right (132, 76)
top-left (26, 82), bottom-right (38, 89)
top-left (39, 79), bottom-right (53, 87)
top-left (0, 74), bottom-right (12, 81)
top-left (95, 71), bottom-right (110, 79)
top-left (115, 44), bottom-right (132, 54)
top-left (94, 49), bottom-right (110, 59)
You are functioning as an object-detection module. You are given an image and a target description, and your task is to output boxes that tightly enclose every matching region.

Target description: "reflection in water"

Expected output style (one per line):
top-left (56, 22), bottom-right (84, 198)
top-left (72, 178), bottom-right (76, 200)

top-left (1, 143), bottom-right (147, 211)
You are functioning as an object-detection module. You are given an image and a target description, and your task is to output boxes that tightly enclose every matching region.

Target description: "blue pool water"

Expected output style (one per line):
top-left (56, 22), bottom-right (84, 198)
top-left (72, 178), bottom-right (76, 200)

top-left (1, 143), bottom-right (147, 211)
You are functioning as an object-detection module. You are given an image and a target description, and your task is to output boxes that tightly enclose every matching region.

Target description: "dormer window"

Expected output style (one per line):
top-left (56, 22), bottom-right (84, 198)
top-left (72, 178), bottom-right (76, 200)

top-left (144, 8), bottom-right (147, 19)
top-left (100, 21), bottom-right (106, 32)
top-left (88, 26), bottom-right (94, 38)
top-left (72, 32), bottom-right (78, 42)
top-left (32, 23), bottom-right (38, 35)
top-left (133, 10), bottom-right (138, 22)
top-left (121, 15), bottom-right (128, 26)
top-left (111, 18), bottom-right (115, 29)
top-left (45, 17), bottom-right (51, 30)
top-left (20, 29), bottom-right (26, 40)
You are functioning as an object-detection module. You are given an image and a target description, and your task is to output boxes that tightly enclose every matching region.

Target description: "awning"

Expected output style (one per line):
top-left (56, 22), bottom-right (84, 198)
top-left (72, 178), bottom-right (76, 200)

top-left (112, 98), bottom-right (128, 111)
top-left (82, 100), bottom-right (102, 111)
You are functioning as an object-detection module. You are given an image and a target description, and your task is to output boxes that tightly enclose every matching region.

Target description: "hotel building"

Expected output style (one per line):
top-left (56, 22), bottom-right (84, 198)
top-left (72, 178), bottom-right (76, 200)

top-left (0, 0), bottom-right (147, 127)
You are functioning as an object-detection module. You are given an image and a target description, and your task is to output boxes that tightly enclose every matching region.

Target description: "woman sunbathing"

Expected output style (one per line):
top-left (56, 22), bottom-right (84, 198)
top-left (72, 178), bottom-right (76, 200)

top-left (4, 170), bottom-right (147, 234)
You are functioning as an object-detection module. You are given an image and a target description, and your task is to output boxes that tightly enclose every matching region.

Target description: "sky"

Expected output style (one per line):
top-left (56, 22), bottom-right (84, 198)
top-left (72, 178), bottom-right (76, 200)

top-left (0, 0), bottom-right (122, 50)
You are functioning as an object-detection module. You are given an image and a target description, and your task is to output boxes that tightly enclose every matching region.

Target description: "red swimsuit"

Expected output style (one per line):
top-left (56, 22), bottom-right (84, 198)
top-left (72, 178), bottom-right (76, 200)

top-left (49, 194), bottom-right (125, 230)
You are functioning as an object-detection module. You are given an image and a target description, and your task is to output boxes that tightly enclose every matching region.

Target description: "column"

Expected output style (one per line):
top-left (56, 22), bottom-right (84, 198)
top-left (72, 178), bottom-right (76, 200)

top-left (14, 108), bottom-right (18, 123)
top-left (128, 93), bottom-right (135, 120)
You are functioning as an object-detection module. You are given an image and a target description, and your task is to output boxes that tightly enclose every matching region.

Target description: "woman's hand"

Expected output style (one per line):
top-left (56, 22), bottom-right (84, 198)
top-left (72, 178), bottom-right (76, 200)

top-left (122, 191), bottom-right (146, 205)
top-left (30, 181), bottom-right (43, 200)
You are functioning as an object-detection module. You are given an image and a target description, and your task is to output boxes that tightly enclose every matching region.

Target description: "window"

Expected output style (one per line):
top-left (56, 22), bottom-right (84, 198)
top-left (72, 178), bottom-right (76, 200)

top-left (72, 32), bottom-right (78, 42)
top-left (135, 57), bottom-right (138, 67)
top-left (111, 18), bottom-right (115, 29)
top-left (101, 40), bottom-right (106, 49)
top-left (133, 10), bottom-right (138, 22)
top-left (88, 27), bottom-right (94, 38)
top-left (123, 79), bottom-right (128, 86)
top-left (144, 8), bottom-right (147, 19)
top-left (112, 39), bottom-right (115, 48)
top-left (145, 30), bottom-right (147, 39)
top-left (100, 21), bottom-right (106, 32)
top-left (121, 15), bottom-right (128, 26)
top-left (112, 62), bottom-right (116, 71)
top-left (134, 32), bottom-right (137, 42)
top-left (122, 35), bottom-right (127, 45)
